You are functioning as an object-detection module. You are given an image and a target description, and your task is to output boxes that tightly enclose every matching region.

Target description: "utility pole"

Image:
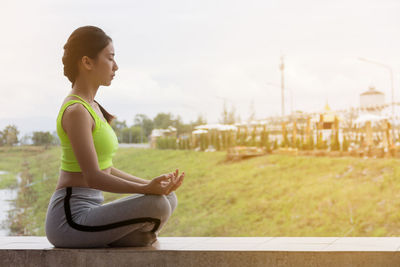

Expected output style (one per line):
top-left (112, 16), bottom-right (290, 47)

top-left (280, 55), bottom-right (285, 117)
top-left (265, 81), bottom-right (294, 116)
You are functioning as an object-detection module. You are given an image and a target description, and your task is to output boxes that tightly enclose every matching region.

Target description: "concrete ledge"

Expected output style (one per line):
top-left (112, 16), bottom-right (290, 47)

top-left (1, 237), bottom-right (400, 267)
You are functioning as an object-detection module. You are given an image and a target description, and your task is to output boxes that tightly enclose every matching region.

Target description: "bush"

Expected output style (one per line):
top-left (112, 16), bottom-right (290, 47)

top-left (273, 139), bottom-right (279, 150)
top-left (221, 132), bottom-right (227, 150)
top-left (317, 132), bottom-right (327, 150)
top-left (227, 131), bottom-right (234, 149)
top-left (260, 130), bottom-right (271, 152)
top-left (330, 131), bottom-right (340, 151)
top-left (239, 129), bottom-right (247, 146)
top-left (156, 136), bottom-right (177, 149)
top-left (342, 135), bottom-right (349, 152)
top-left (215, 133), bottom-right (221, 151)
top-left (281, 132), bottom-right (289, 148)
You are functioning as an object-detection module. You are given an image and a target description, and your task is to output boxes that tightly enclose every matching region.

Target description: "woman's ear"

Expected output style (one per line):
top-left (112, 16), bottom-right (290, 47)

top-left (80, 56), bottom-right (94, 70)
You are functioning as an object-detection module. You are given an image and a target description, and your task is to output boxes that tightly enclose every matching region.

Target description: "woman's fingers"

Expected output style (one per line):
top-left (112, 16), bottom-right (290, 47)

top-left (167, 172), bottom-right (185, 193)
top-left (164, 173), bottom-right (173, 180)
top-left (165, 171), bottom-right (184, 194)
top-left (173, 169), bottom-right (179, 182)
top-left (156, 173), bottom-right (173, 188)
top-left (155, 174), bottom-right (169, 180)
top-left (164, 177), bottom-right (175, 193)
top-left (155, 171), bottom-right (185, 194)
top-left (176, 173), bottom-right (184, 186)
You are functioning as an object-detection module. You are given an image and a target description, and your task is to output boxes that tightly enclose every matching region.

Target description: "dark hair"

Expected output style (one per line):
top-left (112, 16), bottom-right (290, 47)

top-left (63, 26), bottom-right (116, 124)
top-left (62, 25), bottom-right (112, 85)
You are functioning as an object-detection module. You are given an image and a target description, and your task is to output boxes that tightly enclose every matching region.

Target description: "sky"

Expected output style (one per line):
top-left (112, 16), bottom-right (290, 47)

top-left (0, 0), bottom-right (399, 136)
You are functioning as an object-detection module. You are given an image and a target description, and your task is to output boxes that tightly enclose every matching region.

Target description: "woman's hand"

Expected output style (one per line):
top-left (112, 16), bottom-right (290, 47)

top-left (143, 173), bottom-right (175, 195)
top-left (143, 169), bottom-right (185, 195)
top-left (165, 169), bottom-right (185, 195)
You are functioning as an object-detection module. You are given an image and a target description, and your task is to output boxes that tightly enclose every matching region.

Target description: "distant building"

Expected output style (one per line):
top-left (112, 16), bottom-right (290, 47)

top-left (318, 103), bottom-right (338, 130)
top-left (360, 86), bottom-right (385, 114)
top-left (150, 126), bottom-right (177, 149)
top-left (312, 103), bottom-right (342, 146)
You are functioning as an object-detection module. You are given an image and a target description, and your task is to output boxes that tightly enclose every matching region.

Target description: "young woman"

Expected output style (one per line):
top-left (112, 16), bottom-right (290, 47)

top-left (45, 26), bottom-right (185, 248)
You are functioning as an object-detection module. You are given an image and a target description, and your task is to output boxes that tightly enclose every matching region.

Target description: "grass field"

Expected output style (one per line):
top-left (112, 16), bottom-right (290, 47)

top-left (1, 145), bottom-right (400, 237)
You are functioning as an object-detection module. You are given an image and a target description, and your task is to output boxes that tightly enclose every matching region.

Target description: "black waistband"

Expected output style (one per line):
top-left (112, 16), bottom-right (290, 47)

top-left (64, 187), bottom-right (160, 232)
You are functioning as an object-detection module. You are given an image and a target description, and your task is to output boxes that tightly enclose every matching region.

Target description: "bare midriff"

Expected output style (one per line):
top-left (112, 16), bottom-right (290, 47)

top-left (55, 167), bottom-right (111, 190)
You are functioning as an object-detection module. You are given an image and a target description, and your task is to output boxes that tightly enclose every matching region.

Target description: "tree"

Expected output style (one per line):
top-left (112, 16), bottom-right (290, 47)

top-left (219, 101), bottom-right (229, 124)
top-left (260, 129), bottom-right (271, 152)
top-left (152, 113), bottom-right (191, 136)
top-left (239, 127), bottom-right (248, 146)
top-left (186, 114), bottom-right (208, 139)
top-left (273, 139), bottom-right (279, 150)
top-left (218, 101), bottom-right (236, 124)
top-left (110, 119), bottom-right (127, 142)
top-left (342, 135), bottom-right (349, 151)
top-left (330, 131), bottom-right (340, 151)
top-left (250, 126), bottom-right (257, 146)
top-left (343, 107), bottom-right (358, 131)
top-left (248, 99), bottom-right (256, 123)
top-left (308, 134), bottom-right (315, 150)
top-left (19, 133), bottom-right (32, 146)
top-left (32, 131), bottom-right (54, 147)
top-left (153, 113), bottom-right (174, 129)
top-left (281, 130), bottom-right (289, 148)
top-left (228, 105), bottom-right (237, 125)
top-left (2, 125), bottom-right (19, 146)
top-left (171, 115), bottom-right (185, 136)
top-left (51, 131), bottom-right (60, 145)
top-left (134, 114), bottom-right (154, 143)
top-left (215, 132), bottom-right (221, 151)
top-left (192, 114), bottom-right (207, 127)
top-left (121, 126), bottom-right (144, 143)
top-left (200, 133), bottom-right (207, 151)
top-left (0, 130), bottom-right (4, 146)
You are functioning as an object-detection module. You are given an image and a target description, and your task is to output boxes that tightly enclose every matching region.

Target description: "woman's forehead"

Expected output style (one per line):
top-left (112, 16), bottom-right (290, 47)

top-left (102, 42), bottom-right (115, 54)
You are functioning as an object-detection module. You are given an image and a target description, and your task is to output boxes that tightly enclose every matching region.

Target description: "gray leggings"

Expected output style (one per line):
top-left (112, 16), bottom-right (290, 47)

top-left (45, 186), bottom-right (177, 248)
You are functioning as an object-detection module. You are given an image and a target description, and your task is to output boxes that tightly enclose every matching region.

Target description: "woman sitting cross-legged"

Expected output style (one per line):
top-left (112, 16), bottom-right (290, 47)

top-left (45, 25), bottom-right (185, 248)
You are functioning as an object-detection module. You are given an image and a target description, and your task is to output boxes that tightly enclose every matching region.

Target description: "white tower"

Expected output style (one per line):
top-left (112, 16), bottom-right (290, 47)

top-left (360, 86), bottom-right (385, 115)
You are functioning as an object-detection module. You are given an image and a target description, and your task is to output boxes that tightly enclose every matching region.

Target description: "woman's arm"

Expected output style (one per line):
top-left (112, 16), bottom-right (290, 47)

top-left (110, 167), bottom-right (150, 185)
top-left (63, 104), bottom-right (148, 194)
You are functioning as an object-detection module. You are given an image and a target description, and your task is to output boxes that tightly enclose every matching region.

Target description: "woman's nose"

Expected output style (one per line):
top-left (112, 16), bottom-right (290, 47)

top-left (113, 62), bottom-right (119, 71)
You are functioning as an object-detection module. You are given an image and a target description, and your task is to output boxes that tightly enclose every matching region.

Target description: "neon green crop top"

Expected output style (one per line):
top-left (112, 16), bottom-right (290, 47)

top-left (56, 94), bottom-right (119, 172)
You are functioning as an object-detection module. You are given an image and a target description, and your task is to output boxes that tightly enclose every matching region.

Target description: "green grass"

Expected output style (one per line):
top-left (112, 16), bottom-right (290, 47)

top-left (2, 145), bottom-right (400, 237)
top-left (0, 146), bottom-right (47, 189)
top-left (0, 172), bottom-right (18, 189)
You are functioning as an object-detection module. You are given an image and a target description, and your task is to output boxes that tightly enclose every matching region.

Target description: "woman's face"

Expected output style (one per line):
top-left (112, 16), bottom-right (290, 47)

top-left (92, 41), bottom-right (118, 86)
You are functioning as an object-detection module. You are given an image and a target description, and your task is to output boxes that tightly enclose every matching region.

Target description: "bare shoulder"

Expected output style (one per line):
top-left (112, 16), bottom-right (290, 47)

top-left (62, 102), bottom-right (94, 133)
top-left (63, 102), bottom-right (91, 121)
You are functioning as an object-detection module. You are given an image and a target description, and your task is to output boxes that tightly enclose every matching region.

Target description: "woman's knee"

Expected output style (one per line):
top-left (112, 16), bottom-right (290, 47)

top-left (166, 191), bottom-right (178, 213)
top-left (143, 194), bottom-right (171, 220)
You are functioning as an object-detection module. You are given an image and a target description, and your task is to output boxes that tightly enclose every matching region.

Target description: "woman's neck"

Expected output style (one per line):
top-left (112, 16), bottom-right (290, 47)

top-left (71, 78), bottom-right (99, 104)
